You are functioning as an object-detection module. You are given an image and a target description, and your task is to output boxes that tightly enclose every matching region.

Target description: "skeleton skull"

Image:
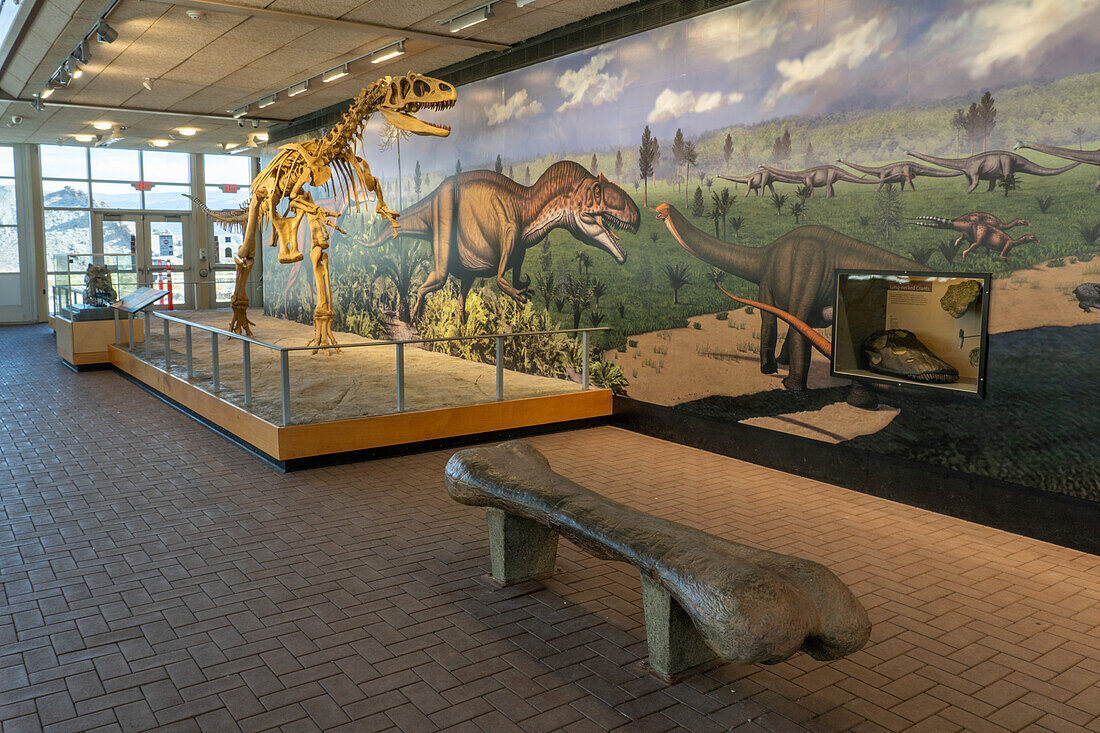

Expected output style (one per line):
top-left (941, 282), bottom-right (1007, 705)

top-left (378, 72), bottom-right (456, 137)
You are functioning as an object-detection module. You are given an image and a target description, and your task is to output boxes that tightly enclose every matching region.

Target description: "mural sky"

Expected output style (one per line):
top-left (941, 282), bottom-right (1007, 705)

top-left (361, 0), bottom-right (1100, 176)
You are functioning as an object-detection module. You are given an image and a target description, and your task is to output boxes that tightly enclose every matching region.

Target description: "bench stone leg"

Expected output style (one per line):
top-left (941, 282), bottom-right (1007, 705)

top-left (640, 572), bottom-right (717, 679)
top-left (486, 508), bottom-right (559, 585)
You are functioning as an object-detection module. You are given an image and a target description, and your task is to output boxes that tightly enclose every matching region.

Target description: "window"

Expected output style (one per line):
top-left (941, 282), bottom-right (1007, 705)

top-left (0, 146), bottom-right (16, 273)
top-left (203, 154), bottom-right (253, 269)
top-left (40, 145), bottom-right (193, 213)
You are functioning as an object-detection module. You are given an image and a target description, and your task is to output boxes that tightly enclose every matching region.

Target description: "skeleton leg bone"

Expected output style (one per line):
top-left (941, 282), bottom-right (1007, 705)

top-left (305, 208), bottom-right (340, 354)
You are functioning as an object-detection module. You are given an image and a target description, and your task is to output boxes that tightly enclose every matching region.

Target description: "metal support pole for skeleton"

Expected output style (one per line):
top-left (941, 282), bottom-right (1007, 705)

top-left (582, 331), bottom-right (589, 390)
top-left (395, 343), bottom-right (405, 413)
top-left (185, 325), bottom-right (193, 379)
top-left (211, 331), bottom-right (219, 392)
top-left (496, 336), bottom-right (504, 401)
top-left (242, 341), bottom-right (252, 407)
top-left (113, 308), bottom-right (120, 345)
top-left (162, 318), bottom-right (170, 370)
top-left (280, 350), bottom-right (291, 426)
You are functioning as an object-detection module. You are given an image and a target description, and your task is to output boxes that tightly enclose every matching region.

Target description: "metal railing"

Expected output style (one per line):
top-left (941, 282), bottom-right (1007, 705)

top-left (118, 309), bottom-right (607, 426)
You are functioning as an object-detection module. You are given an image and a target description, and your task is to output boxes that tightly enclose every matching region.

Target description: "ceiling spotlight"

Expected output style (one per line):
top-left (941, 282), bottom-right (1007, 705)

top-left (149, 139), bottom-right (170, 148)
top-left (72, 68), bottom-right (84, 79)
top-left (287, 80), bottom-right (310, 97)
top-left (92, 121), bottom-right (113, 130)
top-left (322, 64), bottom-right (349, 83)
top-left (370, 40), bottom-right (406, 64)
top-left (255, 132), bottom-right (269, 143)
top-left (142, 77), bottom-right (154, 91)
top-left (50, 66), bottom-right (71, 88)
top-left (230, 105), bottom-right (248, 119)
top-left (177, 127), bottom-right (197, 136)
top-left (223, 143), bottom-right (239, 150)
top-left (96, 20), bottom-right (118, 44)
top-left (40, 88), bottom-right (54, 100)
top-left (74, 39), bottom-right (90, 65)
top-left (444, 4), bottom-right (494, 33)
top-left (257, 93), bottom-right (277, 109)
top-left (73, 134), bottom-right (96, 142)
top-left (515, 0), bottom-right (537, 6)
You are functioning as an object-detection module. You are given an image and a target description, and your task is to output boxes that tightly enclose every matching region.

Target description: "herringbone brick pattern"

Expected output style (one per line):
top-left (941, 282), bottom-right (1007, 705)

top-left (1, 323), bottom-right (1098, 732)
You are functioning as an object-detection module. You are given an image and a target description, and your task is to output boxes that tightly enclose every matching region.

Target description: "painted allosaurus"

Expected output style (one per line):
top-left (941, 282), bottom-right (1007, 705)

top-left (229, 72), bottom-right (456, 351)
top-left (364, 162), bottom-right (640, 322)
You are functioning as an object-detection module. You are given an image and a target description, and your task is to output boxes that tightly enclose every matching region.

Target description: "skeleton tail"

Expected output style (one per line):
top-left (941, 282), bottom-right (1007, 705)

top-left (717, 285), bottom-right (832, 359)
top-left (184, 194), bottom-right (249, 231)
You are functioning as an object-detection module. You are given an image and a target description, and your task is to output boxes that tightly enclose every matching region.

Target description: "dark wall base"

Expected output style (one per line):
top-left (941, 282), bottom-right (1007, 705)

top-left (612, 396), bottom-right (1100, 556)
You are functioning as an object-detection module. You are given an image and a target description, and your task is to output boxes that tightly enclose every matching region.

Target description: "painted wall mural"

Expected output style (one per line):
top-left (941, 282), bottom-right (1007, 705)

top-left (262, 0), bottom-right (1100, 501)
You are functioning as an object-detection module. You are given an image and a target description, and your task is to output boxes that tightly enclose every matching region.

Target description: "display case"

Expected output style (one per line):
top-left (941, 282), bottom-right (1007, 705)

top-left (831, 270), bottom-right (990, 396)
top-left (53, 252), bottom-right (139, 321)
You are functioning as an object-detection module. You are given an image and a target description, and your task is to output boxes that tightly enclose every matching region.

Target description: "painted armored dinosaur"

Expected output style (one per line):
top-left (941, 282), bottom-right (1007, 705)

top-left (757, 164), bottom-right (872, 198)
top-left (1014, 141), bottom-right (1100, 192)
top-left (229, 72), bottom-right (456, 351)
top-left (364, 161), bottom-right (640, 323)
top-left (655, 203), bottom-right (927, 391)
top-left (909, 213), bottom-right (1038, 260)
top-left (904, 150), bottom-right (1078, 193)
top-left (836, 159), bottom-right (962, 191)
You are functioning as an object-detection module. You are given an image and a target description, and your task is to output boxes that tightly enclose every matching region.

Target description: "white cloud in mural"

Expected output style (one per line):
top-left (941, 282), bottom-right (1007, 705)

top-left (685, 2), bottom-right (800, 63)
top-left (767, 16), bottom-right (896, 105)
top-left (556, 52), bottom-right (633, 112)
top-left (646, 88), bottom-right (745, 123)
top-left (926, 0), bottom-right (1096, 78)
top-left (486, 89), bottom-right (544, 126)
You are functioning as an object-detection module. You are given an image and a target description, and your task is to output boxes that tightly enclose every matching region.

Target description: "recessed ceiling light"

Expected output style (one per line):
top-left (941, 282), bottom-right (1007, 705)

top-left (72, 134), bottom-right (96, 142)
top-left (149, 139), bottom-right (170, 148)
top-left (41, 88), bottom-right (54, 99)
top-left (370, 40), bottom-right (406, 64)
top-left (287, 80), bottom-right (310, 97)
top-left (257, 93), bottom-right (277, 109)
top-left (322, 64), bottom-right (349, 83)
top-left (177, 127), bottom-right (197, 136)
top-left (92, 121), bottom-right (113, 130)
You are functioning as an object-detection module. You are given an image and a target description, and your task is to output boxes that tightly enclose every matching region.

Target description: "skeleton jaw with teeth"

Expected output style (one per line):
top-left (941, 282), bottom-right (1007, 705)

top-left (379, 72), bottom-right (457, 137)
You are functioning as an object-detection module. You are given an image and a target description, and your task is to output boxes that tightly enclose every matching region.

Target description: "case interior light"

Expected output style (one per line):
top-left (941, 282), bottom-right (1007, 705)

top-left (322, 64), bottom-right (349, 83)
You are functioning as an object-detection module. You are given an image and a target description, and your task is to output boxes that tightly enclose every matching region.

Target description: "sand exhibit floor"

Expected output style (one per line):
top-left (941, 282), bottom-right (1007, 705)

top-left (123, 310), bottom-right (584, 425)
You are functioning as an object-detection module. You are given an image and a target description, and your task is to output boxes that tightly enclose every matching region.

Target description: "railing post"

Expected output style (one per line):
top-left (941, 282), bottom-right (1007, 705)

top-left (127, 313), bottom-right (134, 349)
top-left (113, 308), bottom-right (120, 345)
top-left (185, 325), bottom-right (193, 378)
top-left (143, 312), bottom-right (151, 360)
top-left (242, 341), bottom-right (252, 408)
top-left (395, 343), bottom-right (405, 413)
top-left (162, 318), bottom-right (170, 371)
top-left (495, 335), bottom-right (504, 401)
top-left (280, 350), bottom-right (291, 425)
top-left (582, 331), bottom-right (589, 390)
top-left (211, 331), bottom-right (220, 392)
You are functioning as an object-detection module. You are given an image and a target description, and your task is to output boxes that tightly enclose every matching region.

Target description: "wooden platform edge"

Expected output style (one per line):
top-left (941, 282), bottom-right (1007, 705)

top-left (109, 345), bottom-right (612, 462)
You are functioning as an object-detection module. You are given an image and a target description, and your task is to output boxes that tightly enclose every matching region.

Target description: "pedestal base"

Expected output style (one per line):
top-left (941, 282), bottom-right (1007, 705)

top-left (486, 507), bottom-right (558, 585)
top-left (640, 572), bottom-right (718, 680)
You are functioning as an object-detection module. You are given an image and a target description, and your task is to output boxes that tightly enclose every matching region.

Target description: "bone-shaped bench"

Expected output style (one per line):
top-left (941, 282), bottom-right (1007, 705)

top-left (445, 440), bottom-right (871, 679)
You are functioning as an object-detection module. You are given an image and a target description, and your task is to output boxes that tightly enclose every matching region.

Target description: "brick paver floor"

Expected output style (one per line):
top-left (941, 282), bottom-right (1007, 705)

top-left (1, 323), bottom-right (1098, 732)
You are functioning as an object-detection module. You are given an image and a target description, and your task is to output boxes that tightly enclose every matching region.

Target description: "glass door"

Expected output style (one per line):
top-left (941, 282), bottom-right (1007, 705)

top-left (144, 215), bottom-right (189, 309)
top-left (95, 213), bottom-right (192, 309)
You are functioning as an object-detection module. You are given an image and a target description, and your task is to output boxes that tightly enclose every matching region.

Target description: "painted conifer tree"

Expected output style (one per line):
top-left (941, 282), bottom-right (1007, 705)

top-left (638, 126), bottom-right (659, 208)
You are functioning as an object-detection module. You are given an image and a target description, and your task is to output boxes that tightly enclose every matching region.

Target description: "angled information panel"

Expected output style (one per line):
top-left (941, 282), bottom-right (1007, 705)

top-left (111, 287), bottom-right (170, 314)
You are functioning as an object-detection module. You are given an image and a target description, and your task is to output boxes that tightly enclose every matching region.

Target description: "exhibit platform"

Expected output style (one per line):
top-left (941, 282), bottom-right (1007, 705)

top-left (54, 310), bottom-right (144, 369)
top-left (108, 310), bottom-right (612, 468)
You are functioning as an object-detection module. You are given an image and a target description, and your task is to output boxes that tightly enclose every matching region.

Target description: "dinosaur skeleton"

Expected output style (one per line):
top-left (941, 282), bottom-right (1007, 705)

top-left (227, 72), bottom-right (456, 352)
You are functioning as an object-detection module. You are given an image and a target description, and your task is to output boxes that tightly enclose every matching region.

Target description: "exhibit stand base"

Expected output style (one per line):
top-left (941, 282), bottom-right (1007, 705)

top-left (109, 344), bottom-right (612, 469)
top-left (56, 314), bottom-right (144, 368)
